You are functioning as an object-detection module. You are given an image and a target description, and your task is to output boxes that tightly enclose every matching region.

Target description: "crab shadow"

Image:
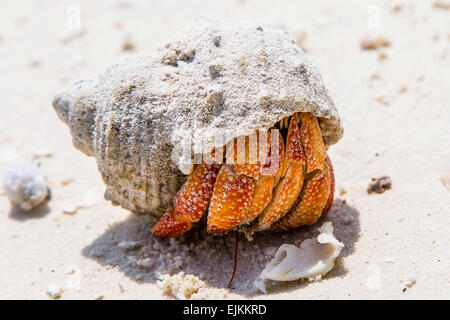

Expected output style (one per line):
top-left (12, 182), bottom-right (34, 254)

top-left (8, 203), bottom-right (50, 221)
top-left (82, 199), bottom-right (360, 297)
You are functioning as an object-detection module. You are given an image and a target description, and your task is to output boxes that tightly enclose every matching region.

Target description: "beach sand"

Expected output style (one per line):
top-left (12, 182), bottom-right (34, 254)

top-left (0, 0), bottom-right (448, 299)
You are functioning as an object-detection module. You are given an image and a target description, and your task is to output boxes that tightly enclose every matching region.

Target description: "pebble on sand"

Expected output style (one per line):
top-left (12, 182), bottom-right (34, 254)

top-left (378, 52), bottom-right (388, 61)
top-left (399, 85), bottom-right (408, 93)
top-left (375, 96), bottom-right (390, 106)
top-left (122, 35), bottom-right (135, 51)
top-left (32, 148), bottom-right (52, 159)
top-left (118, 283), bottom-right (126, 293)
top-left (3, 162), bottom-right (50, 211)
top-left (405, 274), bottom-right (417, 287)
top-left (46, 284), bottom-right (63, 299)
top-left (360, 34), bottom-right (391, 50)
top-left (61, 202), bottom-right (79, 214)
top-left (433, 0), bottom-right (450, 10)
top-left (367, 176), bottom-right (392, 194)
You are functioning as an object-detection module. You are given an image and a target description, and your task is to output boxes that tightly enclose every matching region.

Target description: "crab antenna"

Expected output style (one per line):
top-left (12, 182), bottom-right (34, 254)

top-left (227, 232), bottom-right (239, 289)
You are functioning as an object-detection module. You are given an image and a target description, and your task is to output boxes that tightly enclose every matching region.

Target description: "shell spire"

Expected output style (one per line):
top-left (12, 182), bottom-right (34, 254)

top-left (53, 80), bottom-right (97, 156)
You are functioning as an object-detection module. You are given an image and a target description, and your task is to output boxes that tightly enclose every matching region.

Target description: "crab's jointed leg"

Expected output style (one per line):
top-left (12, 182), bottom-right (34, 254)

top-left (206, 165), bottom-right (254, 234)
top-left (232, 133), bottom-right (262, 179)
top-left (243, 175), bottom-right (274, 225)
top-left (299, 112), bottom-right (326, 173)
top-left (321, 155), bottom-right (335, 216)
top-left (241, 130), bottom-right (285, 224)
top-left (271, 155), bottom-right (334, 231)
top-left (151, 163), bottom-right (220, 237)
top-left (270, 113), bottom-right (332, 231)
top-left (256, 114), bottom-right (306, 230)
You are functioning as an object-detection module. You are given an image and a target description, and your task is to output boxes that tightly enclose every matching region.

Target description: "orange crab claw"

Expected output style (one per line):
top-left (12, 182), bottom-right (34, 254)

top-left (300, 112), bottom-right (326, 173)
top-left (151, 163), bottom-right (220, 237)
top-left (271, 154), bottom-right (333, 232)
top-left (207, 165), bottom-right (254, 234)
top-left (151, 209), bottom-right (192, 237)
top-left (256, 114), bottom-right (306, 230)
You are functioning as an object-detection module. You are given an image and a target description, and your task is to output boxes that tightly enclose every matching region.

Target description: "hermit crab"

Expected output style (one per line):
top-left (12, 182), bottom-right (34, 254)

top-left (53, 19), bottom-right (343, 238)
top-left (151, 112), bottom-right (335, 237)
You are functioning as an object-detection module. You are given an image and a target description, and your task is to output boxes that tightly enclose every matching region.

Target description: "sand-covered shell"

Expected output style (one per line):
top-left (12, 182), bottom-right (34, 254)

top-left (3, 162), bottom-right (50, 211)
top-left (53, 19), bottom-right (343, 218)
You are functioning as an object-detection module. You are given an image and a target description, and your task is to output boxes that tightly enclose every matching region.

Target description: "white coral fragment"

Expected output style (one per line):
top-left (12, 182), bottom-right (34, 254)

top-left (260, 222), bottom-right (343, 282)
top-left (157, 272), bottom-right (227, 300)
top-left (3, 162), bottom-right (49, 211)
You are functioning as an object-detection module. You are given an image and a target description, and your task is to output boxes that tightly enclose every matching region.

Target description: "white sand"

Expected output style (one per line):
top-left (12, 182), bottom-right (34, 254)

top-left (0, 0), bottom-right (449, 299)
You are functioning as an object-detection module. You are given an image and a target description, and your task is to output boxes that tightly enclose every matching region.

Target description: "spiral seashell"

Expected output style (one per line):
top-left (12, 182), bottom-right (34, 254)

top-left (53, 19), bottom-right (343, 219)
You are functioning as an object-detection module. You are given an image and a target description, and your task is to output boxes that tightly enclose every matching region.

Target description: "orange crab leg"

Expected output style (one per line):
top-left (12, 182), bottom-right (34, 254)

top-left (231, 132), bottom-right (262, 179)
top-left (243, 175), bottom-right (274, 224)
top-left (243, 130), bottom-right (285, 224)
top-left (151, 163), bottom-right (221, 237)
top-left (270, 114), bottom-right (331, 231)
top-left (207, 165), bottom-right (254, 234)
top-left (261, 130), bottom-right (285, 182)
top-left (271, 154), bottom-right (333, 231)
top-left (321, 155), bottom-right (335, 215)
top-left (256, 114), bottom-right (306, 230)
top-left (150, 209), bottom-right (192, 237)
top-left (300, 112), bottom-right (326, 173)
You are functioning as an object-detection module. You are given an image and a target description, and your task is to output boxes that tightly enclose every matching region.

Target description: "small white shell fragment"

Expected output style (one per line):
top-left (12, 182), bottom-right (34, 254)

top-left (118, 240), bottom-right (142, 250)
top-left (405, 274), bottom-right (417, 287)
top-left (61, 202), bottom-right (78, 214)
top-left (59, 28), bottom-right (85, 44)
top-left (65, 265), bottom-right (76, 274)
top-left (253, 277), bottom-right (267, 294)
top-left (258, 222), bottom-right (343, 283)
top-left (136, 258), bottom-right (154, 269)
top-left (385, 256), bottom-right (396, 263)
top-left (3, 162), bottom-right (49, 211)
top-left (46, 284), bottom-right (63, 299)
